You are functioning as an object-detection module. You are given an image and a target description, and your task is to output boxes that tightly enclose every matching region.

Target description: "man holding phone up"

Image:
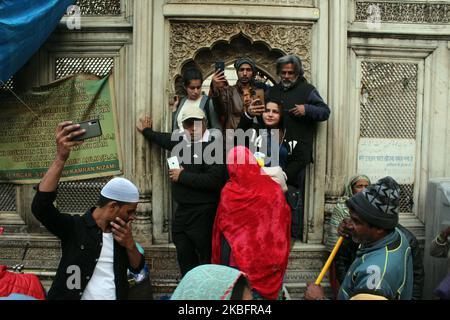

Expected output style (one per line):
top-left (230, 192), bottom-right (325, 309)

top-left (31, 122), bottom-right (145, 300)
top-left (210, 57), bottom-right (269, 131)
top-left (137, 105), bottom-right (226, 277)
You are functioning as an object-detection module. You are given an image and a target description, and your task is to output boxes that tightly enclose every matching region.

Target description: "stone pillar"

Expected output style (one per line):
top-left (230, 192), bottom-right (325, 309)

top-left (150, 0), bottom-right (171, 244)
top-left (326, 0), bottom-right (349, 198)
top-left (132, 0), bottom-right (154, 247)
top-left (305, 0), bottom-right (330, 243)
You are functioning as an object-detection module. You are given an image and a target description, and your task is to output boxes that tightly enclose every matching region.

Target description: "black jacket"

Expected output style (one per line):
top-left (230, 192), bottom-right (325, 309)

top-left (31, 189), bottom-right (145, 300)
top-left (335, 224), bottom-right (425, 300)
top-left (236, 112), bottom-right (309, 187)
top-left (266, 78), bottom-right (330, 164)
top-left (142, 128), bottom-right (225, 205)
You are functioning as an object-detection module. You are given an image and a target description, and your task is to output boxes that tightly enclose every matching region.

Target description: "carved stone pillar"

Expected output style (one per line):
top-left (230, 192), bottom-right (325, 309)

top-left (132, 0), bottom-right (154, 246)
top-left (326, 0), bottom-right (349, 197)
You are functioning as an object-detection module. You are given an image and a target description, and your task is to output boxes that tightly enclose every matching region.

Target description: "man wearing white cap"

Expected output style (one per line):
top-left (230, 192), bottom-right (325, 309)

top-left (31, 121), bottom-right (145, 300)
top-left (137, 104), bottom-right (225, 277)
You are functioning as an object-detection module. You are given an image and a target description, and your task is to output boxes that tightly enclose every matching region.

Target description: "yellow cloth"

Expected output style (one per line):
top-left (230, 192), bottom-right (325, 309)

top-left (350, 293), bottom-right (388, 300)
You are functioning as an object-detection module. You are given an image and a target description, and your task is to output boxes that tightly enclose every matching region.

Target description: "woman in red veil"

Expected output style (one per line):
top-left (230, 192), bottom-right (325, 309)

top-left (212, 146), bottom-right (291, 300)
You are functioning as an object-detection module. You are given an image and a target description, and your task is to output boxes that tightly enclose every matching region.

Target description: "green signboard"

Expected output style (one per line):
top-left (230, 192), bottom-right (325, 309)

top-left (0, 73), bottom-right (122, 183)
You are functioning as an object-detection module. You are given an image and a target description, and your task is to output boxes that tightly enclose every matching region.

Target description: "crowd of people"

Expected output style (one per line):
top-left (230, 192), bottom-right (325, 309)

top-left (2, 55), bottom-right (449, 301)
top-left (136, 55), bottom-right (329, 299)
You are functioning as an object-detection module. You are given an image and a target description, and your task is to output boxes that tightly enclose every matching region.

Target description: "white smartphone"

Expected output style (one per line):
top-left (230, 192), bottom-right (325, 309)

top-left (167, 156), bottom-right (180, 170)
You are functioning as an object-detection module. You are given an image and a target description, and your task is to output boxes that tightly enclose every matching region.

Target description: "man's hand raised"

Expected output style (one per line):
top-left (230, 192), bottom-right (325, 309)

top-left (211, 70), bottom-right (228, 90)
top-left (338, 217), bottom-right (353, 238)
top-left (56, 121), bottom-right (85, 162)
top-left (39, 122), bottom-right (85, 192)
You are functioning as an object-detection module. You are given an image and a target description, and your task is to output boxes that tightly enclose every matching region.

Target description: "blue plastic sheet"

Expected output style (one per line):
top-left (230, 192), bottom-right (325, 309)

top-left (0, 0), bottom-right (75, 83)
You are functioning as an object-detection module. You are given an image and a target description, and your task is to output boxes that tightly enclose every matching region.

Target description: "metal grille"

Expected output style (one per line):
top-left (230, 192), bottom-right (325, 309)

top-left (360, 61), bottom-right (418, 139)
top-left (360, 61), bottom-right (418, 214)
top-left (400, 184), bottom-right (414, 213)
top-left (0, 78), bottom-right (14, 91)
top-left (355, 1), bottom-right (450, 24)
top-left (74, 0), bottom-right (121, 15)
top-left (56, 177), bottom-right (111, 213)
top-left (0, 184), bottom-right (16, 211)
top-left (55, 57), bottom-right (114, 79)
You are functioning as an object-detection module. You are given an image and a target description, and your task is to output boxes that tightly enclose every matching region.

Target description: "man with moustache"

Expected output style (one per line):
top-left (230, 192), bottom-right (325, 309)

top-left (304, 177), bottom-right (413, 300)
top-left (210, 57), bottom-right (269, 131)
top-left (266, 55), bottom-right (330, 240)
top-left (31, 121), bottom-right (144, 300)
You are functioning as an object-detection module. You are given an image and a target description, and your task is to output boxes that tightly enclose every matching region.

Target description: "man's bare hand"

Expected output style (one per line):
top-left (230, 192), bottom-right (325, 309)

top-left (56, 121), bottom-right (85, 162)
top-left (111, 217), bottom-right (135, 250)
top-left (338, 217), bottom-right (353, 238)
top-left (169, 167), bottom-right (184, 182)
top-left (289, 104), bottom-right (306, 117)
top-left (169, 95), bottom-right (180, 112)
top-left (247, 99), bottom-right (265, 117)
top-left (304, 283), bottom-right (326, 300)
top-left (211, 70), bottom-right (227, 90)
top-left (137, 116), bottom-right (152, 133)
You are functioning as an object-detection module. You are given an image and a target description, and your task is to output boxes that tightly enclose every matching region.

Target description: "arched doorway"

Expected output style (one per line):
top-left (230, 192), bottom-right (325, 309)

top-left (169, 20), bottom-right (312, 96)
top-left (154, 20), bottom-right (314, 245)
top-left (173, 33), bottom-right (283, 96)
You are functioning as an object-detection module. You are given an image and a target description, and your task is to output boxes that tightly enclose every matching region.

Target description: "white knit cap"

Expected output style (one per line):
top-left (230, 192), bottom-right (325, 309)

top-left (100, 177), bottom-right (139, 203)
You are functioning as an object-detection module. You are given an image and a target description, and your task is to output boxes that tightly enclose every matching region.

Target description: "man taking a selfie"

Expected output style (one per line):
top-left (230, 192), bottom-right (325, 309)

top-left (31, 121), bottom-right (144, 300)
top-left (210, 57), bottom-right (269, 131)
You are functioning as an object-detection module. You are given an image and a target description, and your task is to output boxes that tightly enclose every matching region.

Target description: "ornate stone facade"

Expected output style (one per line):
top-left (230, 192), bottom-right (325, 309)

top-left (169, 21), bottom-right (312, 86)
top-left (355, 1), bottom-right (450, 24)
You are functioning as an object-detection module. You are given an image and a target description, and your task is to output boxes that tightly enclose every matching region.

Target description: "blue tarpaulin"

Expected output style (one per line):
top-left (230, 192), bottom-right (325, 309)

top-left (0, 0), bottom-right (75, 83)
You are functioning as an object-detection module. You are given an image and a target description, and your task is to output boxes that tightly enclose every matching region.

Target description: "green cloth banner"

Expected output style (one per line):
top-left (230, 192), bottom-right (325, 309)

top-left (0, 73), bottom-right (122, 183)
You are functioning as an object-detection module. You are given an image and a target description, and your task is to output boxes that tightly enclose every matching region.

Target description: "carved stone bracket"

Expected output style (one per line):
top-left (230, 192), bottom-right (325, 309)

top-left (169, 21), bottom-right (312, 84)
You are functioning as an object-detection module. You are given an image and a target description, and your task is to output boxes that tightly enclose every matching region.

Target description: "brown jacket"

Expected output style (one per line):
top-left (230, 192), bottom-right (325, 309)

top-left (211, 81), bottom-right (259, 130)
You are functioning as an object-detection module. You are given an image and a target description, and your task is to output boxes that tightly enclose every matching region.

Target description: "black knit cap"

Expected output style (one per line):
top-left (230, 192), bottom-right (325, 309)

top-left (346, 176), bottom-right (400, 229)
top-left (234, 57), bottom-right (256, 73)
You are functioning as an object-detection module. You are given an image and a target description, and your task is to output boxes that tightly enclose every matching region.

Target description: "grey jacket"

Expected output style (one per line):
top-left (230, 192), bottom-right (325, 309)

top-left (172, 95), bottom-right (222, 132)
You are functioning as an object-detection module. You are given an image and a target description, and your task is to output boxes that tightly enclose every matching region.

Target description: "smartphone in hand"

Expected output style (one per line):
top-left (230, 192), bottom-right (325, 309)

top-left (167, 156), bottom-right (180, 170)
top-left (253, 89), bottom-right (265, 106)
top-left (72, 119), bottom-right (102, 141)
top-left (215, 61), bottom-right (225, 73)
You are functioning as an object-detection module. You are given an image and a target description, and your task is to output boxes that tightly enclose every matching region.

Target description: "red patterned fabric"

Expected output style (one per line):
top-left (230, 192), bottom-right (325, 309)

top-left (0, 265), bottom-right (45, 299)
top-left (212, 146), bottom-right (291, 299)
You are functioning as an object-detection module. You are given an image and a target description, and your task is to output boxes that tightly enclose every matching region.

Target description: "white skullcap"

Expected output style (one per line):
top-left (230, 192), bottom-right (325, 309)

top-left (100, 177), bottom-right (139, 203)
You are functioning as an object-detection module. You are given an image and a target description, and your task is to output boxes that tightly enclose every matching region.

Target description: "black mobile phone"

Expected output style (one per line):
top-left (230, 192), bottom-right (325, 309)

top-left (72, 119), bottom-right (102, 141)
top-left (253, 89), bottom-right (265, 106)
top-left (215, 61), bottom-right (225, 73)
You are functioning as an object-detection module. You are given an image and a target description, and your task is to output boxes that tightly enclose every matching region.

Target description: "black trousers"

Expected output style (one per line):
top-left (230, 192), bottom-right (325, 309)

top-left (172, 203), bottom-right (218, 277)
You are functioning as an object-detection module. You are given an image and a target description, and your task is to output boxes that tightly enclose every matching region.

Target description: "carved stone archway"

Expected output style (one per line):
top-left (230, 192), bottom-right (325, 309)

top-left (169, 21), bottom-right (312, 93)
top-left (173, 33), bottom-right (285, 95)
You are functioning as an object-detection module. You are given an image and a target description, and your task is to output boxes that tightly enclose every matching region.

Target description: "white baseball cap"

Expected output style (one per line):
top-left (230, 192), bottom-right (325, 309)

top-left (180, 104), bottom-right (205, 123)
top-left (100, 177), bottom-right (139, 203)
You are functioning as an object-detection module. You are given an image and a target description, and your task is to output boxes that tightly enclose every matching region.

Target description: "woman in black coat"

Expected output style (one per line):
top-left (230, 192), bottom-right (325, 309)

top-left (235, 97), bottom-right (311, 188)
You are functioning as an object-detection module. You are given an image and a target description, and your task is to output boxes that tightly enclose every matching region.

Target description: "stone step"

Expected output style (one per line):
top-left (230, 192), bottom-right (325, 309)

top-left (0, 234), bottom-right (331, 300)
